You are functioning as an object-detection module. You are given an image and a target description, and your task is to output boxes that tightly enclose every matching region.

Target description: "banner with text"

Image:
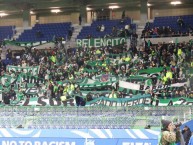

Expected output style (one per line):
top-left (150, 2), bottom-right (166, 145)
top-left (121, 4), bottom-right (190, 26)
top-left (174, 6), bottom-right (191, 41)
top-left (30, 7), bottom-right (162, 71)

top-left (7, 92), bottom-right (193, 107)
top-left (76, 38), bottom-right (126, 47)
top-left (0, 129), bottom-right (160, 145)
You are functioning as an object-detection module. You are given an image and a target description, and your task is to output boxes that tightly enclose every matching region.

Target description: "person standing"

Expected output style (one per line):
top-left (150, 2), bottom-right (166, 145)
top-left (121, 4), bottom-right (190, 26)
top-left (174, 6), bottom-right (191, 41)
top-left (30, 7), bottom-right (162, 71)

top-left (122, 10), bottom-right (125, 19)
top-left (182, 125), bottom-right (192, 145)
top-left (79, 14), bottom-right (82, 25)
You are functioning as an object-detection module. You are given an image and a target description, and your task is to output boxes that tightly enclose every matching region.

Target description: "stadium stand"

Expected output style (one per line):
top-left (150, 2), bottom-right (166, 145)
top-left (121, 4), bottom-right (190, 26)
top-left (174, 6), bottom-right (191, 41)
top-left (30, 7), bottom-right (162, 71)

top-left (142, 15), bottom-right (193, 38)
top-left (0, 38), bottom-right (192, 108)
top-left (16, 22), bottom-right (72, 42)
top-left (0, 26), bottom-right (15, 41)
top-left (77, 18), bottom-right (136, 39)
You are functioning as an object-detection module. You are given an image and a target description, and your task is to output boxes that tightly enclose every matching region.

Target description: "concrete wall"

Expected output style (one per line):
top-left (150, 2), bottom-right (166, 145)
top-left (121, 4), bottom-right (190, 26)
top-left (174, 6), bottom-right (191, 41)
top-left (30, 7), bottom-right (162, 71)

top-left (38, 13), bottom-right (79, 24)
top-left (151, 7), bottom-right (193, 18)
top-left (31, 15), bottom-right (37, 27)
top-left (112, 9), bottom-right (140, 20)
top-left (0, 18), bottom-right (23, 27)
top-left (87, 11), bottom-right (92, 23)
top-left (1, 6), bottom-right (193, 27)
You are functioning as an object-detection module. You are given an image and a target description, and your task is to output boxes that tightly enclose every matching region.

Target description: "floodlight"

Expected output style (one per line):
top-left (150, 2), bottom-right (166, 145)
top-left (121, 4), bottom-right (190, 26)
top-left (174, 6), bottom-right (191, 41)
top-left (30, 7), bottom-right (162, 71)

top-left (109, 6), bottom-right (119, 9)
top-left (170, 1), bottom-right (182, 5)
top-left (51, 9), bottom-right (61, 13)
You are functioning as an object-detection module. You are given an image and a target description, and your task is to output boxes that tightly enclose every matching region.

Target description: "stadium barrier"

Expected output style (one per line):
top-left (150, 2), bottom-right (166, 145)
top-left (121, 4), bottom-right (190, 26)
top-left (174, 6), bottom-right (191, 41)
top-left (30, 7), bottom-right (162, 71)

top-left (0, 106), bottom-right (191, 129)
top-left (0, 129), bottom-right (160, 145)
top-left (146, 36), bottom-right (193, 44)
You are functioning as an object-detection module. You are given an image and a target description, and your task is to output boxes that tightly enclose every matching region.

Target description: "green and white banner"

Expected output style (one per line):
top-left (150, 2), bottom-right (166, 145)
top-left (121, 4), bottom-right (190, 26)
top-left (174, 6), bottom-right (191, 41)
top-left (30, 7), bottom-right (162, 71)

top-left (0, 74), bottom-right (17, 89)
top-left (76, 37), bottom-right (126, 47)
top-left (0, 65), bottom-right (191, 107)
top-left (7, 95), bottom-right (193, 107)
top-left (92, 74), bottom-right (117, 82)
top-left (7, 65), bottom-right (40, 76)
top-left (119, 80), bottom-right (188, 95)
top-left (19, 73), bottom-right (44, 84)
top-left (4, 39), bottom-right (49, 47)
top-left (79, 74), bottom-right (117, 88)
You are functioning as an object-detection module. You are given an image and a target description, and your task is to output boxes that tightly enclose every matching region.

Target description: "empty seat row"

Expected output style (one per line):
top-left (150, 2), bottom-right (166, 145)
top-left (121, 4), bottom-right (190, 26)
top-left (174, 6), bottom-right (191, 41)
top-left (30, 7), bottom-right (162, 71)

top-left (0, 25), bottom-right (15, 41)
top-left (17, 22), bottom-right (72, 42)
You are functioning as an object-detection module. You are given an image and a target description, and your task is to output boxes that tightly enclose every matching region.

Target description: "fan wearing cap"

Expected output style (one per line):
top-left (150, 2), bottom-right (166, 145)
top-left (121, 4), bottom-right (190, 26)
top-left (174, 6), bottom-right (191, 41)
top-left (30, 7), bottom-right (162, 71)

top-left (160, 119), bottom-right (179, 145)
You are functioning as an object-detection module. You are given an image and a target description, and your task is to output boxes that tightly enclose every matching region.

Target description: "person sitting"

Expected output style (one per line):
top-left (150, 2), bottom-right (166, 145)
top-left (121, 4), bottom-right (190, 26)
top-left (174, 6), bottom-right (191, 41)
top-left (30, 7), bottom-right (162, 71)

top-left (36, 30), bottom-right (43, 38)
top-left (120, 19), bottom-right (125, 24)
top-left (100, 24), bottom-right (105, 32)
top-left (125, 24), bottom-right (129, 30)
top-left (96, 25), bottom-right (101, 31)
top-left (112, 26), bottom-right (117, 37)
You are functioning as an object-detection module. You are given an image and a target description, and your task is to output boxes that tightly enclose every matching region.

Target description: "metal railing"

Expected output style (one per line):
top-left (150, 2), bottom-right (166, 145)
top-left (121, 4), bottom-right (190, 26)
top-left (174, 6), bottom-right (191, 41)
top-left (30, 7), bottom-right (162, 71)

top-left (0, 106), bottom-right (192, 129)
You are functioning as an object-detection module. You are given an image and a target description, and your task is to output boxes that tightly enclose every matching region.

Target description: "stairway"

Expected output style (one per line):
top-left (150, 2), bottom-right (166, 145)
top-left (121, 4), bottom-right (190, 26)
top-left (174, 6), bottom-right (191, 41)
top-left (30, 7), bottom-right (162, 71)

top-left (65, 23), bottom-right (91, 49)
top-left (1, 46), bottom-right (7, 60)
top-left (134, 19), bottom-right (154, 46)
top-left (12, 27), bottom-right (32, 40)
top-left (134, 20), bottom-right (146, 46)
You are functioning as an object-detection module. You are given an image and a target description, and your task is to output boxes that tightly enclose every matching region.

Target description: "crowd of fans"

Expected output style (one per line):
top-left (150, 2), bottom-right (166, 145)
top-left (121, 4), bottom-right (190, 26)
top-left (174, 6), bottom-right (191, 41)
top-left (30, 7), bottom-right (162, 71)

top-left (0, 15), bottom-right (192, 106)
top-left (0, 36), bottom-right (192, 105)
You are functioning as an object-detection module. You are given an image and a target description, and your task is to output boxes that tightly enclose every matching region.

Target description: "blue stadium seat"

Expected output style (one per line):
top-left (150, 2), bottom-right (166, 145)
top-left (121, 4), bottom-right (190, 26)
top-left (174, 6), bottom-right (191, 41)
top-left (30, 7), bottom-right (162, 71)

top-left (16, 22), bottom-right (72, 42)
top-left (0, 25), bottom-right (15, 41)
top-left (78, 18), bottom-right (134, 39)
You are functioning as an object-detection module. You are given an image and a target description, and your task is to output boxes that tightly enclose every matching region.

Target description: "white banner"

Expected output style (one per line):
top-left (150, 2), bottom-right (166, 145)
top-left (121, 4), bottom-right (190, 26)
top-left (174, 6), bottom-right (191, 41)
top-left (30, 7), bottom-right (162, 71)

top-left (119, 80), bottom-right (140, 90)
